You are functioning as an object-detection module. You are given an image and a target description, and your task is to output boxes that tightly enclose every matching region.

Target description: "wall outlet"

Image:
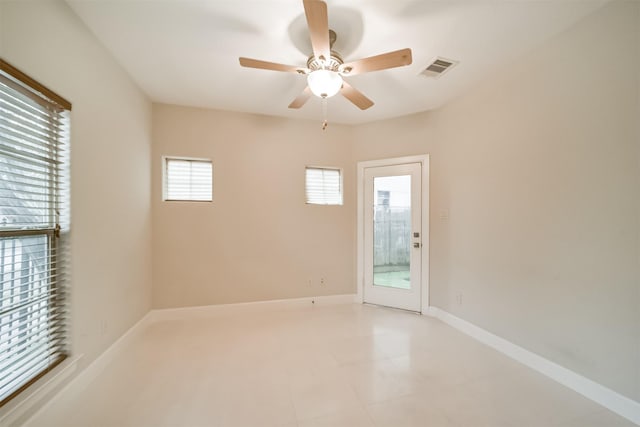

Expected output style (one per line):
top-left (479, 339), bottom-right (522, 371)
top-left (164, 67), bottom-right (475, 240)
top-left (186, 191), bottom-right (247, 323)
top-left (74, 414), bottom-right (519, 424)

top-left (320, 277), bottom-right (326, 286)
top-left (455, 294), bottom-right (463, 305)
top-left (308, 278), bottom-right (313, 287)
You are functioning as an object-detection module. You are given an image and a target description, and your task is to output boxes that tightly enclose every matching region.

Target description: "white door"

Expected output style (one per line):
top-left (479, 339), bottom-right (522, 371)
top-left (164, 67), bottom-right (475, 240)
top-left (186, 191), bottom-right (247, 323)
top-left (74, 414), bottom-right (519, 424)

top-left (363, 163), bottom-right (422, 311)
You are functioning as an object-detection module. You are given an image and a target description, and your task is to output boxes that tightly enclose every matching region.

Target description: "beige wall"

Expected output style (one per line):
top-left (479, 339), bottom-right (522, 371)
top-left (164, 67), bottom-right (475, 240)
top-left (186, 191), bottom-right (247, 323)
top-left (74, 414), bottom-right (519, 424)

top-left (152, 105), bottom-right (355, 308)
top-left (0, 0), bottom-right (153, 418)
top-left (151, 0), bottom-right (638, 402)
top-left (354, 0), bottom-right (640, 402)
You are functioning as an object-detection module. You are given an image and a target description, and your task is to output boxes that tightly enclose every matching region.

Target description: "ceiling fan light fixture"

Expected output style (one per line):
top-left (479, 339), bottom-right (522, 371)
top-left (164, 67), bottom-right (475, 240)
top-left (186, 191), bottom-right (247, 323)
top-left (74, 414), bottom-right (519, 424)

top-left (307, 69), bottom-right (343, 98)
top-left (239, 1), bottom-right (412, 112)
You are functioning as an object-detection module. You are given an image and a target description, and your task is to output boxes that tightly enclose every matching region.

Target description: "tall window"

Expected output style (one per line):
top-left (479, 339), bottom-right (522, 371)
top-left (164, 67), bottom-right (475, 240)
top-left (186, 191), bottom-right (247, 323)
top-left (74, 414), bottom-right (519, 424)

top-left (0, 59), bottom-right (70, 406)
top-left (305, 167), bottom-right (342, 205)
top-left (163, 157), bottom-right (212, 202)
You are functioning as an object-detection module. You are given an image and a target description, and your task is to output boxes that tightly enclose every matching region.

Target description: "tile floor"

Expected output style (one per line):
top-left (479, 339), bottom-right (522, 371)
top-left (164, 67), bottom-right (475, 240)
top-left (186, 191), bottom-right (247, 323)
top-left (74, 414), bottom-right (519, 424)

top-left (26, 303), bottom-right (636, 427)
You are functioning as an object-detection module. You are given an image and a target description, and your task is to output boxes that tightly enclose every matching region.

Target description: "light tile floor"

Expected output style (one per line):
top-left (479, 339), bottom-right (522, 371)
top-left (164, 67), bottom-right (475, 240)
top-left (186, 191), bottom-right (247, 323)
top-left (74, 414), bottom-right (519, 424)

top-left (26, 304), bottom-right (636, 427)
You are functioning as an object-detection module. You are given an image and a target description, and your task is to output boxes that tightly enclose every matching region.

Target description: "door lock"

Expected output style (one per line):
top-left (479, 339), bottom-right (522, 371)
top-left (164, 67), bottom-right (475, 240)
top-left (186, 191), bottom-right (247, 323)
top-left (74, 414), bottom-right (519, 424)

top-left (413, 242), bottom-right (421, 248)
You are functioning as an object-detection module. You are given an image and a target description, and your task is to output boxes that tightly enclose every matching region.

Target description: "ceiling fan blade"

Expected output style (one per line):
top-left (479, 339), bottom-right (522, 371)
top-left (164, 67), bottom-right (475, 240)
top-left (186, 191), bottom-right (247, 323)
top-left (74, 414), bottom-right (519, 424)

top-left (239, 57), bottom-right (308, 74)
top-left (303, 0), bottom-right (330, 61)
top-left (340, 81), bottom-right (374, 110)
top-left (340, 48), bottom-right (413, 76)
top-left (288, 87), bottom-right (312, 109)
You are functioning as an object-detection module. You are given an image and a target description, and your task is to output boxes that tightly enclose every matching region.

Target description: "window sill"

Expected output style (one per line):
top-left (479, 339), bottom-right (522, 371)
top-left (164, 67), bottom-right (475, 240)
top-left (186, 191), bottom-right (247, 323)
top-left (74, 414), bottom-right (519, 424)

top-left (0, 355), bottom-right (83, 426)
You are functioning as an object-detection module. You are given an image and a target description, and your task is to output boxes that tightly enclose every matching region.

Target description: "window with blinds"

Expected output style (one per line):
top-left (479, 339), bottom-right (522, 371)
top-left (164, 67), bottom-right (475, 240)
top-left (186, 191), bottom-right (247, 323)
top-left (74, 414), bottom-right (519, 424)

top-left (163, 157), bottom-right (212, 202)
top-left (305, 167), bottom-right (342, 205)
top-left (0, 59), bottom-right (70, 406)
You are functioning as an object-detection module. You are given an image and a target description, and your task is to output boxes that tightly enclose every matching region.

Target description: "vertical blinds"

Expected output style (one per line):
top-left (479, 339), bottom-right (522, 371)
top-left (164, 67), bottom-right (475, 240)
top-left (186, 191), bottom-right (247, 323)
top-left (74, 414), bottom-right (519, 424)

top-left (0, 61), bottom-right (70, 406)
top-left (305, 167), bottom-right (342, 205)
top-left (164, 158), bottom-right (212, 201)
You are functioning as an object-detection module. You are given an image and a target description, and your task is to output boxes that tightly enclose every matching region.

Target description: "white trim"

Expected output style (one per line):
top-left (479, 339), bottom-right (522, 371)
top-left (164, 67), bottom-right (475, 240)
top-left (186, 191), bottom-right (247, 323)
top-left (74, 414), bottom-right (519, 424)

top-left (426, 307), bottom-right (640, 426)
top-left (149, 294), bottom-right (356, 322)
top-left (21, 294), bottom-right (356, 426)
top-left (64, 313), bottom-right (155, 394)
top-left (356, 155), bottom-right (430, 313)
top-left (0, 357), bottom-right (80, 427)
top-left (17, 298), bottom-right (640, 427)
top-left (21, 312), bottom-right (155, 427)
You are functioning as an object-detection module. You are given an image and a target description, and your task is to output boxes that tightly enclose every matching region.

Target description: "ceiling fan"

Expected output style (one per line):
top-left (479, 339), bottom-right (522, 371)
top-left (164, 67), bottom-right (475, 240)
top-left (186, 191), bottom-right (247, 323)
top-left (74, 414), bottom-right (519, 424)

top-left (239, 0), bottom-right (413, 113)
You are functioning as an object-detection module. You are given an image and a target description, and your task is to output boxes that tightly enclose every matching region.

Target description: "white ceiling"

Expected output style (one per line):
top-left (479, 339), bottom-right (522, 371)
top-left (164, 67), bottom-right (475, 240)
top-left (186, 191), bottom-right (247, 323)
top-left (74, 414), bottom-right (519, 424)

top-left (67, 0), bottom-right (607, 125)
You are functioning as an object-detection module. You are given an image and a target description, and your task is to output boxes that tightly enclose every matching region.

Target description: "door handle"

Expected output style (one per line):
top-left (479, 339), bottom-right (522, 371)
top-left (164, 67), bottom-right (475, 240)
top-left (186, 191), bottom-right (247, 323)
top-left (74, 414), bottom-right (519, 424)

top-left (413, 242), bottom-right (421, 248)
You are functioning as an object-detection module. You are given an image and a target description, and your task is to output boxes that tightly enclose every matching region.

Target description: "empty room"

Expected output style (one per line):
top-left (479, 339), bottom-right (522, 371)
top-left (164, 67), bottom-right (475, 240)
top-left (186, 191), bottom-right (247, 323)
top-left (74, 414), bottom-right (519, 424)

top-left (0, 0), bottom-right (639, 426)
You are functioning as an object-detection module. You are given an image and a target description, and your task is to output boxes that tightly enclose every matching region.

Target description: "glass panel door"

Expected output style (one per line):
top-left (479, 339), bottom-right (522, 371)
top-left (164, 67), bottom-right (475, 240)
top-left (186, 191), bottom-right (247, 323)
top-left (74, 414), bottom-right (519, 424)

top-left (363, 163), bottom-right (422, 312)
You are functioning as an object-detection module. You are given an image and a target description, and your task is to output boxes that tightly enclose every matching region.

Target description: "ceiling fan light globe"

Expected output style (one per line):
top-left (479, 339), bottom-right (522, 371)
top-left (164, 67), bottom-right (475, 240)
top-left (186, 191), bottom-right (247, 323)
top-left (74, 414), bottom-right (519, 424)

top-left (307, 70), bottom-right (343, 98)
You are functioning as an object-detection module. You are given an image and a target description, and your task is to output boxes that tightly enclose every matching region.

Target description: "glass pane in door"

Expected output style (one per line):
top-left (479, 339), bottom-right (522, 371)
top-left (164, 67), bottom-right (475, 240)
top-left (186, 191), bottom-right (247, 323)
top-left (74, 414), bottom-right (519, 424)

top-left (373, 175), bottom-right (411, 289)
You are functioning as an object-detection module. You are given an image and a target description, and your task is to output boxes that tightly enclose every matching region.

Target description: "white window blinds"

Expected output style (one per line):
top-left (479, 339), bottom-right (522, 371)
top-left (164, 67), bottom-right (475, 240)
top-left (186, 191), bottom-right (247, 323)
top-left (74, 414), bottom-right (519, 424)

top-left (164, 158), bottom-right (212, 202)
top-left (305, 167), bottom-right (342, 205)
top-left (0, 59), bottom-right (70, 406)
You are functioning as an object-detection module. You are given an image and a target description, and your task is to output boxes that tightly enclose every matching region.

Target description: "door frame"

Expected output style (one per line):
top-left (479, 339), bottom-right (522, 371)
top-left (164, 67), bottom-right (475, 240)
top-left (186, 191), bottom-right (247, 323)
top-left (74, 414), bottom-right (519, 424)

top-left (356, 155), bottom-right (430, 313)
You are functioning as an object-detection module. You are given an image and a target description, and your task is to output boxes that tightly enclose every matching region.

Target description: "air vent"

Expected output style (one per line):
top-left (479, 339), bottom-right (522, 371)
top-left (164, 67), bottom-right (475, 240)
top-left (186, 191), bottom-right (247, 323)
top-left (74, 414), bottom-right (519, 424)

top-left (420, 57), bottom-right (458, 78)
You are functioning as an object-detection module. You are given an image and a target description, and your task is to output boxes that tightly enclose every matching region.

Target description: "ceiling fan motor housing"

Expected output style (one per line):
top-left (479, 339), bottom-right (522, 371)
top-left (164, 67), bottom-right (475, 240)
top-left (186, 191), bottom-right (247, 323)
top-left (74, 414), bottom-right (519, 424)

top-left (306, 51), bottom-right (343, 72)
top-left (306, 29), bottom-right (343, 72)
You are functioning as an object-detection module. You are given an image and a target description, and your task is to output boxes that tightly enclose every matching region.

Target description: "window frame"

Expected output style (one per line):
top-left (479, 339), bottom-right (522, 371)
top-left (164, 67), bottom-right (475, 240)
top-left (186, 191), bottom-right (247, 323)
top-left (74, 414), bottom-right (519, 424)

top-left (162, 156), bottom-right (213, 203)
top-left (305, 166), bottom-right (344, 206)
top-left (0, 59), bottom-right (71, 407)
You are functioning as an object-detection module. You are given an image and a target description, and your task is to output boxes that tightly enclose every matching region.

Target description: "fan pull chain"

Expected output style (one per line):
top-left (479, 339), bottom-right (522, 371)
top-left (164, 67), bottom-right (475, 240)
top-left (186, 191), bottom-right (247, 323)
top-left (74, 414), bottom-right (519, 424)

top-left (322, 97), bottom-right (328, 130)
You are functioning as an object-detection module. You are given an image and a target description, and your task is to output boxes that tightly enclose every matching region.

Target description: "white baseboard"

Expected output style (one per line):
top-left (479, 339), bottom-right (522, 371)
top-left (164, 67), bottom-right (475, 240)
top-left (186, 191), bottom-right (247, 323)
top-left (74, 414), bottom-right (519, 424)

top-left (21, 294), bottom-right (356, 426)
top-left (24, 298), bottom-right (636, 427)
top-left (426, 306), bottom-right (640, 426)
top-left (0, 357), bottom-right (80, 427)
top-left (149, 294), bottom-right (357, 322)
top-left (21, 311), bottom-right (155, 427)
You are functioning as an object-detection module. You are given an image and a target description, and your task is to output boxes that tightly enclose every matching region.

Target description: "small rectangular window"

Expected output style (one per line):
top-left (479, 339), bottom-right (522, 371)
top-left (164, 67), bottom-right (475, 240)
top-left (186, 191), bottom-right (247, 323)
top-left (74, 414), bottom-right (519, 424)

top-left (163, 157), bottom-right (213, 202)
top-left (305, 167), bottom-right (343, 205)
